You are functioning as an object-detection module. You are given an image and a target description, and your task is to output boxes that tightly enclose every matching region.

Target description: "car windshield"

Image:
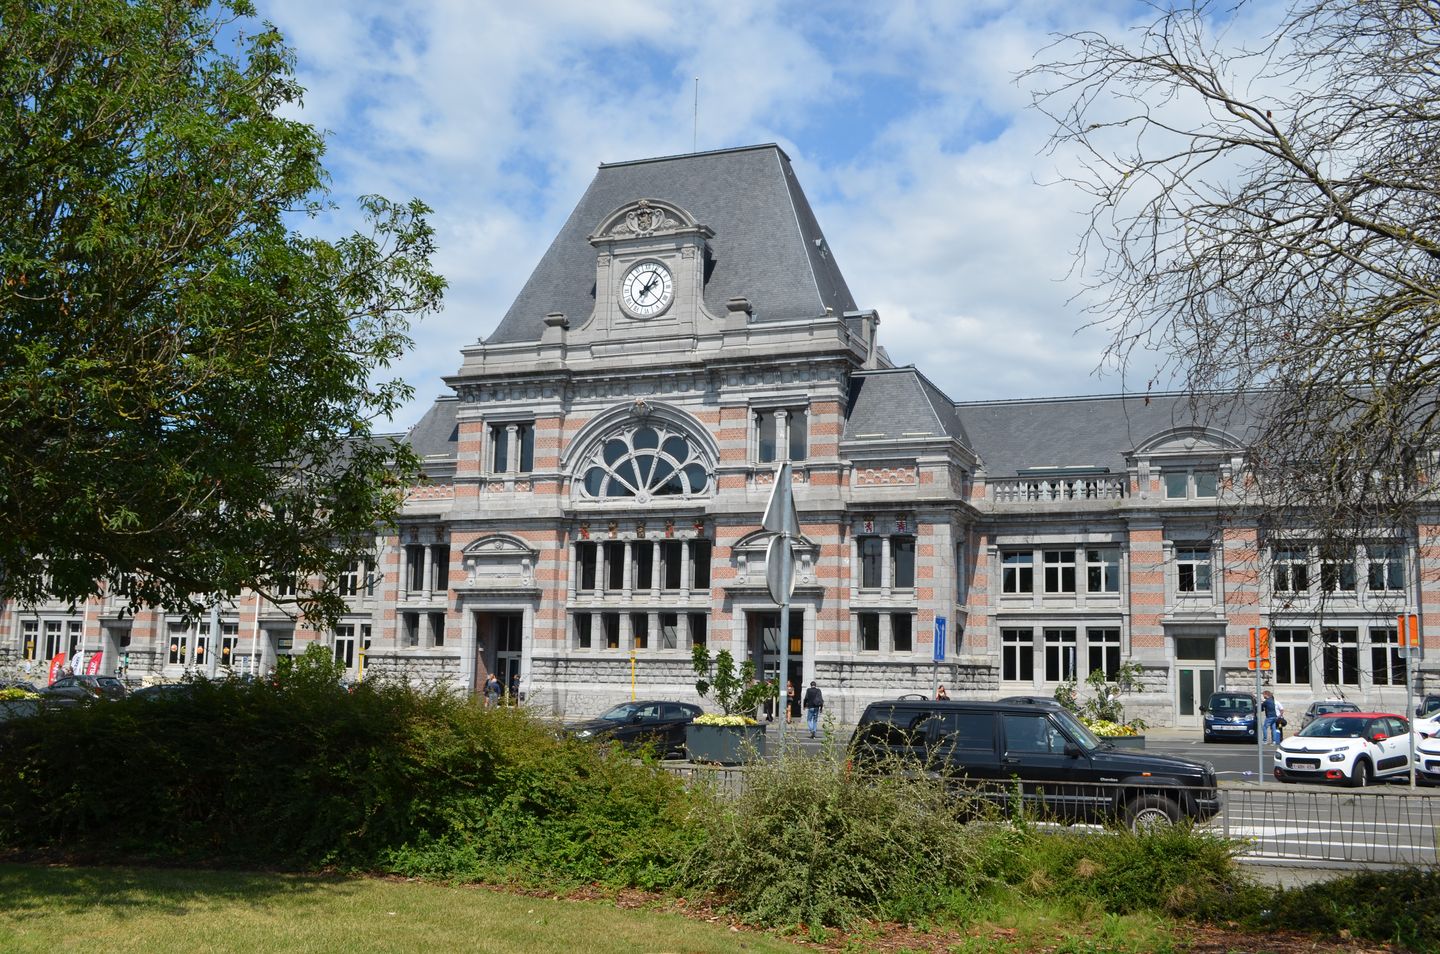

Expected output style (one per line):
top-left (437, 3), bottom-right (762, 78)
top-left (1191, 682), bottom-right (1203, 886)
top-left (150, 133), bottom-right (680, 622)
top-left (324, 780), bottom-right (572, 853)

top-left (597, 703), bottom-right (642, 721)
top-left (1297, 716), bottom-right (1370, 739)
top-left (1208, 695), bottom-right (1253, 712)
top-left (1050, 708), bottom-right (1104, 751)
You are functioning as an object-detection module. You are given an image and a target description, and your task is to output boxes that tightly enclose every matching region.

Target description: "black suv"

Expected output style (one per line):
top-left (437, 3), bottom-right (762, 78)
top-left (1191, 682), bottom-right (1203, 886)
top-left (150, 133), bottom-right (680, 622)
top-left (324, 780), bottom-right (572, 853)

top-left (850, 699), bottom-right (1220, 830)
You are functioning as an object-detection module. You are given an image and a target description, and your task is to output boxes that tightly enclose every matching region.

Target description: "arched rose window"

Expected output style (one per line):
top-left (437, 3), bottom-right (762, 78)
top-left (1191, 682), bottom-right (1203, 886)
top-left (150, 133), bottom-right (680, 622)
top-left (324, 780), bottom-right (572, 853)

top-left (579, 424), bottom-right (711, 499)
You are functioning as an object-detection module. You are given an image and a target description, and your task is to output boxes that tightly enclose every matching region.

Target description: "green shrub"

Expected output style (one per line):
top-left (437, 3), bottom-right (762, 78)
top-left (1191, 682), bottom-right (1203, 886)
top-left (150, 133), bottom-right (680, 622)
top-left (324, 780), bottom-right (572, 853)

top-left (0, 673), bottom-right (701, 889)
top-left (683, 750), bottom-right (997, 928)
top-left (1257, 867), bottom-right (1440, 951)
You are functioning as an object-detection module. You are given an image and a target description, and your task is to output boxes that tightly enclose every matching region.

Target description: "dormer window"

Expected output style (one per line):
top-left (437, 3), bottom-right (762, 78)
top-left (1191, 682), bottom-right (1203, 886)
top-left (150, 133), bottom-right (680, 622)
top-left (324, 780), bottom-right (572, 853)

top-left (1164, 467), bottom-right (1218, 499)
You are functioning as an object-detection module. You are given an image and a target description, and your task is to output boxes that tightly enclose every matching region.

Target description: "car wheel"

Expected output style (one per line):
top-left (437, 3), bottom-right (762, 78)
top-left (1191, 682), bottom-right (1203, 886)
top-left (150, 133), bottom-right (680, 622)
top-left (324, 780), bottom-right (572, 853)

top-left (1347, 758), bottom-right (1372, 788)
top-left (1125, 795), bottom-right (1180, 833)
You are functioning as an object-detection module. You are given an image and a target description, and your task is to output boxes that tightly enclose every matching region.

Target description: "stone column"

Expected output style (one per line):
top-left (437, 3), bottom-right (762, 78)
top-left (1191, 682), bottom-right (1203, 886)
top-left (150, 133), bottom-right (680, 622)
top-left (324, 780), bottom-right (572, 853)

top-left (776, 409), bottom-right (790, 463)
top-left (622, 541), bottom-right (634, 595)
top-left (505, 424), bottom-right (519, 476)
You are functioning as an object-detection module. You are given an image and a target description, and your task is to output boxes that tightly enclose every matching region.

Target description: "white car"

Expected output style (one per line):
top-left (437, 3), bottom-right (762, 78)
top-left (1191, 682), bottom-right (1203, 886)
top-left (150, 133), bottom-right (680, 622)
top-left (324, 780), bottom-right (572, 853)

top-left (1273, 712), bottom-right (1412, 787)
top-left (1417, 734), bottom-right (1440, 787)
top-left (1413, 714), bottom-right (1440, 739)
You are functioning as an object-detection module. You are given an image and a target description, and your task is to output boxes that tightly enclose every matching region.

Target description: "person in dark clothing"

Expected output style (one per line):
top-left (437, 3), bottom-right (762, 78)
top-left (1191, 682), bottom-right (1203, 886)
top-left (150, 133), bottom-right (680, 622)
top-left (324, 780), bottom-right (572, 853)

top-left (802, 681), bottom-right (824, 738)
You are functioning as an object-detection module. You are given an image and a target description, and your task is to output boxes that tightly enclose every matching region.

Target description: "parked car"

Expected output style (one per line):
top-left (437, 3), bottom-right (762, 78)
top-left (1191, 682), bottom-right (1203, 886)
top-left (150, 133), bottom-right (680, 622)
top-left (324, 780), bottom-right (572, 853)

top-left (1299, 699), bottom-right (1360, 731)
top-left (1416, 733), bottom-right (1440, 787)
top-left (0, 679), bottom-right (40, 695)
top-left (1273, 712), bottom-right (1411, 787)
top-left (1413, 713), bottom-right (1440, 738)
top-left (564, 700), bottom-right (702, 758)
top-left (39, 675), bottom-right (128, 703)
top-left (1416, 694), bottom-right (1440, 719)
top-left (1201, 691), bottom-right (1257, 743)
top-left (848, 698), bottom-right (1220, 831)
top-left (129, 683), bottom-right (197, 702)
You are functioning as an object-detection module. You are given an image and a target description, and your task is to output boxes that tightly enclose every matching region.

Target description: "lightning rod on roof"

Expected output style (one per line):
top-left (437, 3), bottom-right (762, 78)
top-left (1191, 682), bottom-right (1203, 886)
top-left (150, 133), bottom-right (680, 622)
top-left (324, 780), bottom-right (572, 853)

top-left (693, 76), bottom-right (699, 153)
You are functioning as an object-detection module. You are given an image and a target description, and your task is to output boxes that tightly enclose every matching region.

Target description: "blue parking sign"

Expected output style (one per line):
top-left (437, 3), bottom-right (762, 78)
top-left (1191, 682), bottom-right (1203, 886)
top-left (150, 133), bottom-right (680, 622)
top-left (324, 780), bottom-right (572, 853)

top-left (933, 617), bottom-right (946, 662)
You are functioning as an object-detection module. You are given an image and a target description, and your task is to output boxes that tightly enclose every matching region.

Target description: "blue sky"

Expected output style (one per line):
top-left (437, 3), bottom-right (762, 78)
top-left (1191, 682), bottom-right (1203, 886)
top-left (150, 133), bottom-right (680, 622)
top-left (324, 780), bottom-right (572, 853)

top-left (251, 0), bottom-right (1282, 430)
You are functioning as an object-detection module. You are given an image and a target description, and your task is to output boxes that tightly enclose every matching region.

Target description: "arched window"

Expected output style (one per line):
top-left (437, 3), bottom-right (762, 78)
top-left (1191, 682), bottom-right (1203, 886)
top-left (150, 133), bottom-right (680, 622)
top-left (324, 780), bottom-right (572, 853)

top-left (578, 424), bottom-right (711, 499)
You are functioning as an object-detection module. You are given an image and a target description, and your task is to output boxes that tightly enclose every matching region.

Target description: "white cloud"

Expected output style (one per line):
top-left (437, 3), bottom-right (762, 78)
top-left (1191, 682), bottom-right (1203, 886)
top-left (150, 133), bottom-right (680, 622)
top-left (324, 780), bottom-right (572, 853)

top-left (251, 0), bottom-right (1269, 425)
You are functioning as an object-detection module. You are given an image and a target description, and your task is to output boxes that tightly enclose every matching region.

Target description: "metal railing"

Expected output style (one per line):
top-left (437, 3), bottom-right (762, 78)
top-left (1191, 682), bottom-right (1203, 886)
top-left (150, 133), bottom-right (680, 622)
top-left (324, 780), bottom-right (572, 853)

top-left (660, 762), bottom-right (1440, 867)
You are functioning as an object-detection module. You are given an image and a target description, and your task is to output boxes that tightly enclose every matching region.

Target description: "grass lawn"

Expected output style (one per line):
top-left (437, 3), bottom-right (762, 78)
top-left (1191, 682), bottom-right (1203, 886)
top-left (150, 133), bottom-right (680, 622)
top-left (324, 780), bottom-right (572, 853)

top-left (0, 864), bottom-right (804, 954)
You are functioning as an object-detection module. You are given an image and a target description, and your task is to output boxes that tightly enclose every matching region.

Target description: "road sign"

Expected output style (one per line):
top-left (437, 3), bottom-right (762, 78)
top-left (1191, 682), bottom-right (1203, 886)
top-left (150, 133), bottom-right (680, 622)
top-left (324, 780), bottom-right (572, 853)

top-left (765, 534), bottom-right (795, 605)
top-left (934, 617), bottom-right (947, 662)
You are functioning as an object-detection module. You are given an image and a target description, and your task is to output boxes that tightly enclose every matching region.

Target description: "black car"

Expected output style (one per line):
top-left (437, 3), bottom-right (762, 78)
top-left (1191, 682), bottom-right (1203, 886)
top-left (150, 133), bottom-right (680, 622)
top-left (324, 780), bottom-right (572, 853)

top-left (39, 675), bottom-right (128, 703)
top-left (849, 698), bottom-right (1220, 831)
top-left (1201, 691), bottom-right (1258, 743)
top-left (565, 700), bottom-right (703, 758)
top-left (1300, 699), bottom-right (1360, 730)
top-left (129, 683), bottom-right (197, 702)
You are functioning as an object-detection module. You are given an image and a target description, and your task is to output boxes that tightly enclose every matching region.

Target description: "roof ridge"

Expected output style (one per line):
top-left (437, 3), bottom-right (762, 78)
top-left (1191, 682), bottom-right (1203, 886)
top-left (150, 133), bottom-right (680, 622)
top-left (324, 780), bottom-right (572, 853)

top-left (598, 142), bottom-right (786, 169)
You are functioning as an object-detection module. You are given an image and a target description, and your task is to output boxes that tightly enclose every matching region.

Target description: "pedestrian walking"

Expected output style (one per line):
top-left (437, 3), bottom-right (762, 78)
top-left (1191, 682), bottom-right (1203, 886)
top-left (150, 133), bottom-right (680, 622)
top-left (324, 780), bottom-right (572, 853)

top-left (508, 672), bottom-right (520, 705)
top-left (1262, 690), bottom-right (1282, 743)
top-left (785, 681), bottom-right (797, 724)
top-left (483, 673), bottom-right (501, 708)
top-left (935, 684), bottom-right (950, 701)
top-left (802, 680), bottom-right (824, 738)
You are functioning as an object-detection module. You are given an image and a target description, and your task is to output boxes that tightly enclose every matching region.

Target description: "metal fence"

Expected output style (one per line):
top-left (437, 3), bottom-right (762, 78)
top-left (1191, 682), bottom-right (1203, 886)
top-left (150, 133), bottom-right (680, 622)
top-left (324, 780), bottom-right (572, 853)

top-left (660, 762), bottom-right (1440, 868)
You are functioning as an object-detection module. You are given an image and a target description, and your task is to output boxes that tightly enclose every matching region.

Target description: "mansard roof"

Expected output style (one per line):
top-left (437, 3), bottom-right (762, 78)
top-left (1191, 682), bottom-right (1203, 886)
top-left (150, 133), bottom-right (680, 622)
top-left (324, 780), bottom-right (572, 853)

top-left (845, 367), bottom-right (973, 446)
top-left (956, 391), bottom-right (1259, 478)
top-left (485, 144), bottom-right (857, 344)
top-left (405, 395), bottom-right (459, 459)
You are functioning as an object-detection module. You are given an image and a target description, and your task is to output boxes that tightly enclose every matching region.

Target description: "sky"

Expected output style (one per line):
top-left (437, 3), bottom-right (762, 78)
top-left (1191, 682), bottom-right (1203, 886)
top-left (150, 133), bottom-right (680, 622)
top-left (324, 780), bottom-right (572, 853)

top-left (250, 0), bottom-right (1285, 431)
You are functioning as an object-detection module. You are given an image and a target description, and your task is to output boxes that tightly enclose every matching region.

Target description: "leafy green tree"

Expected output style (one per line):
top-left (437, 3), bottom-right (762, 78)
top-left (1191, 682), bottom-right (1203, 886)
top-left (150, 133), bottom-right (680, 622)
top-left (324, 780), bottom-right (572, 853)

top-left (690, 644), bottom-right (777, 718)
top-left (0, 0), bottom-right (444, 622)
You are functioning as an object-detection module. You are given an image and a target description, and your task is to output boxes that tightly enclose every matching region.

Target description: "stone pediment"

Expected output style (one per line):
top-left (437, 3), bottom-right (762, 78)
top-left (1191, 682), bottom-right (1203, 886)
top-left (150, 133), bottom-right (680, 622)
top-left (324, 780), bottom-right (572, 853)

top-left (1131, 426), bottom-right (1241, 459)
top-left (459, 535), bottom-right (537, 588)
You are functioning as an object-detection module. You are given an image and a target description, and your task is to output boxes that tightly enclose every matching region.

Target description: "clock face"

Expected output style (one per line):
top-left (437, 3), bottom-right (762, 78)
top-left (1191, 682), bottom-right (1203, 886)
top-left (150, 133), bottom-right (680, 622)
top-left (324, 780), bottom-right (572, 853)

top-left (620, 260), bottom-right (674, 318)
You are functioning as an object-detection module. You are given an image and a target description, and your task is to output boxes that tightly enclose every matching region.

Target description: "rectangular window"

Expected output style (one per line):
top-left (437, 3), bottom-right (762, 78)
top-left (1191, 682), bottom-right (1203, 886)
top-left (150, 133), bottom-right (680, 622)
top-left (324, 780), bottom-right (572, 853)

top-left (602, 612), bottom-right (620, 650)
top-left (488, 423), bottom-right (535, 473)
top-left (403, 612), bottom-right (419, 647)
top-left (1002, 628), bottom-right (1034, 682)
top-left (692, 540), bottom-right (711, 589)
top-left (1367, 544), bottom-right (1405, 592)
top-left (1370, 627), bottom-right (1405, 686)
top-left (858, 612), bottom-right (880, 652)
top-left (1043, 550), bottom-right (1076, 594)
top-left (891, 537), bottom-right (915, 589)
top-left (194, 622), bottom-right (209, 667)
top-left (659, 612), bottom-right (678, 650)
top-left (429, 611), bottom-right (446, 647)
top-left (338, 558), bottom-right (368, 598)
top-left (1273, 546), bottom-right (1309, 593)
top-left (1002, 552), bottom-right (1034, 594)
top-left (1164, 472), bottom-right (1189, 499)
top-left (43, 620), bottom-right (63, 660)
top-left (1320, 549), bottom-right (1356, 592)
top-left (859, 537), bottom-right (883, 588)
top-left (1322, 629), bottom-right (1360, 686)
top-left (659, 540), bottom-right (682, 590)
top-left (66, 621), bottom-right (81, 659)
top-left (166, 622), bottom-right (188, 665)
top-left (1044, 628), bottom-right (1077, 682)
top-left (574, 614), bottom-right (592, 649)
top-left (788, 410), bottom-right (808, 462)
top-left (603, 542), bottom-right (625, 591)
top-left (21, 620), bottom-right (37, 661)
top-left (634, 542), bottom-right (654, 591)
top-left (576, 542), bottom-right (597, 591)
top-left (333, 624), bottom-right (356, 669)
top-left (891, 613), bottom-right (913, 653)
top-left (220, 623), bottom-right (239, 668)
top-left (405, 544), bottom-right (425, 592)
top-left (1087, 628), bottom-right (1121, 680)
top-left (1086, 548), bottom-right (1120, 594)
top-left (631, 613), bottom-right (649, 650)
top-left (518, 424), bottom-right (534, 472)
top-left (1193, 471), bottom-right (1218, 498)
top-left (1175, 546), bottom-right (1212, 593)
top-left (431, 545), bottom-right (450, 592)
top-left (1274, 628), bottom-right (1311, 685)
top-left (688, 612), bottom-right (708, 648)
top-left (489, 424), bottom-right (509, 473)
top-left (756, 411), bottom-right (777, 463)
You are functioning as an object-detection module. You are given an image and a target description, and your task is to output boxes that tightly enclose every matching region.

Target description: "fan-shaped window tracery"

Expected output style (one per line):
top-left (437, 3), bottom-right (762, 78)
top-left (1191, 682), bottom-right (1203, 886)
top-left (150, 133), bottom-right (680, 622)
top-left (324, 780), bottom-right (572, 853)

top-left (578, 424), bottom-right (711, 499)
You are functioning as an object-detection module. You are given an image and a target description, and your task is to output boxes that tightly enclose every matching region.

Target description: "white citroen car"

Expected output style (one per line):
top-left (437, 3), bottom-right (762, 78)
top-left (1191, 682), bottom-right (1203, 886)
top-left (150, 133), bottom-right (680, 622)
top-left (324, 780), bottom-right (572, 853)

top-left (1273, 712), bottom-right (1412, 787)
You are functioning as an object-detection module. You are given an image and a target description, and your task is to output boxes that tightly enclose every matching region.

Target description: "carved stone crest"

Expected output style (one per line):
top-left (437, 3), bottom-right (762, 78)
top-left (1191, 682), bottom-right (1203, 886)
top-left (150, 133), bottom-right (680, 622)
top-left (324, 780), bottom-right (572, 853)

top-left (615, 200), bottom-right (674, 236)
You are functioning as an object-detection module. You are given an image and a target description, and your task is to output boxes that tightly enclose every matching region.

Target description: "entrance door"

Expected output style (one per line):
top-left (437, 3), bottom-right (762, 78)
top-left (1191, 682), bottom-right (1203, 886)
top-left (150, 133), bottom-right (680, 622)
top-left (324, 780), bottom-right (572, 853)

top-left (1176, 667), bottom-right (1216, 728)
top-left (474, 611), bottom-right (524, 697)
top-left (748, 611), bottom-right (803, 720)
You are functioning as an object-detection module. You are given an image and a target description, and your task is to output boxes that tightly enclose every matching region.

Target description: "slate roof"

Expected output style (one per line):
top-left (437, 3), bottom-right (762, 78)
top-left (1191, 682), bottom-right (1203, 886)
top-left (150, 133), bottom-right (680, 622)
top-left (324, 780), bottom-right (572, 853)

top-left (405, 396), bottom-right (459, 459)
top-left (955, 391), bottom-right (1261, 478)
top-left (845, 368), bottom-right (973, 446)
top-left (486, 144), bottom-right (857, 344)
